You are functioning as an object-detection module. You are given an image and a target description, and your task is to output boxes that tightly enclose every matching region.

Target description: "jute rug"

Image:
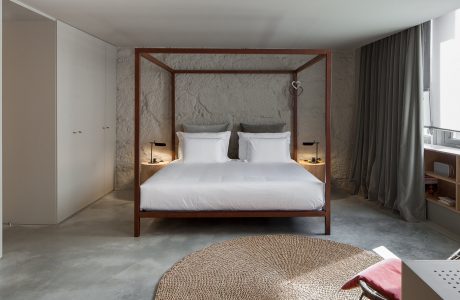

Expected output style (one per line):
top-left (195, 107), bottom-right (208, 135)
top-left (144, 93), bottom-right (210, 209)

top-left (155, 235), bottom-right (381, 300)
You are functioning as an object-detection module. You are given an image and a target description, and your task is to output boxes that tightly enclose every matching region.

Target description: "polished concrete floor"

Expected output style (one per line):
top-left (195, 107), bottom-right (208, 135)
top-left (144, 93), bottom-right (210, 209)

top-left (1, 191), bottom-right (460, 300)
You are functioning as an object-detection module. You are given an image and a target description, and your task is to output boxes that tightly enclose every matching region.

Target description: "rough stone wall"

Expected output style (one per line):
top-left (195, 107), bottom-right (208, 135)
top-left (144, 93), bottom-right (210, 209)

top-left (297, 60), bottom-right (326, 163)
top-left (176, 73), bottom-right (293, 158)
top-left (116, 49), bottom-right (357, 191)
top-left (330, 50), bottom-right (358, 192)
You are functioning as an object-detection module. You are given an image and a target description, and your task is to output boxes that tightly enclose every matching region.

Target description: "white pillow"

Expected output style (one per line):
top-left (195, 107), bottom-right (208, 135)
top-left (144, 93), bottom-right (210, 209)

top-left (237, 132), bottom-right (291, 160)
top-left (182, 138), bottom-right (228, 163)
top-left (177, 131), bottom-right (231, 161)
top-left (247, 137), bottom-right (291, 163)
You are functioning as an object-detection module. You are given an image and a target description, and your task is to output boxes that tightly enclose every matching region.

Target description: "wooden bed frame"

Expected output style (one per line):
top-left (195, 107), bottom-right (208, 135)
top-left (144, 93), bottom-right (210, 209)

top-left (134, 48), bottom-right (331, 237)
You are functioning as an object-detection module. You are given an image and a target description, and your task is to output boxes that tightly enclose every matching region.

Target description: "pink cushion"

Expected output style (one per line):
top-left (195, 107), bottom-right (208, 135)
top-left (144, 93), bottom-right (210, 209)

top-left (342, 258), bottom-right (401, 300)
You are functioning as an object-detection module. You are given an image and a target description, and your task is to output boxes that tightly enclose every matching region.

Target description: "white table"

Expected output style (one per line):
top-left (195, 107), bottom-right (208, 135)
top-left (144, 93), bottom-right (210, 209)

top-left (403, 260), bottom-right (460, 299)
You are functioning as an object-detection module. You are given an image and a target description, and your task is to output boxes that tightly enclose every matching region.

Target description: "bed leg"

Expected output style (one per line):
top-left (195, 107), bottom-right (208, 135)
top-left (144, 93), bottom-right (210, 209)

top-left (134, 215), bottom-right (140, 237)
top-left (325, 215), bottom-right (331, 235)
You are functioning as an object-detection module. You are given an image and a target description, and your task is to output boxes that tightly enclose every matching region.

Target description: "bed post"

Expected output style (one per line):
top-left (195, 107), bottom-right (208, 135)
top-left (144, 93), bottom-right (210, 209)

top-left (325, 50), bottom-right (332, 235)
top-left (171, 73), bottom-right (176, 160)
top-left (292, 72), bottom-right (298, 161)
top-left (134, 49), bottom-right (141, 237)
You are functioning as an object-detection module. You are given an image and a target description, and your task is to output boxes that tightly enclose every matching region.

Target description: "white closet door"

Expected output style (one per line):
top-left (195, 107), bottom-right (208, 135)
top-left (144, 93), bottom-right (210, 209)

top-left (57, 22), bottom-right (90, 221)
top-left (104, 45), bottom-right (117, 194)
top-left (57, 21), bottom-right (106, 221)
top-left (86, 38), bottom-right (107, 201)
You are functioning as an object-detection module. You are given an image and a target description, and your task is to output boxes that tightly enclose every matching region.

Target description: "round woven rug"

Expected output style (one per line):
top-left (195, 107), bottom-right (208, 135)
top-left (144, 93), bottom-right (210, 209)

top-left (155, 235), bottom-right (381, 300)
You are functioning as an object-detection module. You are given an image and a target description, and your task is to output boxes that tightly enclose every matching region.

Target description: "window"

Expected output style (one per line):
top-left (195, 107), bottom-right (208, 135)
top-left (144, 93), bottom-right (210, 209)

top-left (430, 9), bottom-right (460, 133)
top-left (425, 9), bottom-right (460, 149)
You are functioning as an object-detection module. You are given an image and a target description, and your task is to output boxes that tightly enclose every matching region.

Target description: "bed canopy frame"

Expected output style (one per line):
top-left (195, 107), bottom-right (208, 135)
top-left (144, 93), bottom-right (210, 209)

top-left (134, 48), bottom-right (331, 237)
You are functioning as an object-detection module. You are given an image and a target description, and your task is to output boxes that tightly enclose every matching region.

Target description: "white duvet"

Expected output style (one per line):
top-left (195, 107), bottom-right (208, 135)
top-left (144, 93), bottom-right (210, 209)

top-left (140, 160), bottom-right (325, 211)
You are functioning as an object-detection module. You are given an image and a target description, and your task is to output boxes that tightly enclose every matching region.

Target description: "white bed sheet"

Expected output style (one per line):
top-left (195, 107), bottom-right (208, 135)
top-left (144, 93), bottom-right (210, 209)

top-left (140, 160), bottom-right (325, 211)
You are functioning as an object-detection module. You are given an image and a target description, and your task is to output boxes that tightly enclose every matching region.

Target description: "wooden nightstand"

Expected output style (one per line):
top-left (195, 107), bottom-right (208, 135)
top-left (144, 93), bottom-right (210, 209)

top-left (140, 161), bottom-right (169, 183)
top-left (298, 161), bottom-right (326, 182)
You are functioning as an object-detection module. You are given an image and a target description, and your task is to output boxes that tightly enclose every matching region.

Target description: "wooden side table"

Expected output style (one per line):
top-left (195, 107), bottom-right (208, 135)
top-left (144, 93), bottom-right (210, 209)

top-left (140, 161), bottom-right (169, 184)
top-left (298, 161), bottom-right (326, 182)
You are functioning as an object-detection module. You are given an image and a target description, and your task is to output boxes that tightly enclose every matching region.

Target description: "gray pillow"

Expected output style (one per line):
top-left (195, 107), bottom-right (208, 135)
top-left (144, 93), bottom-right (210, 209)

top-left (240, 122), bottom-right (286, 133)
top-left (183, 123), bottom-right (229, 133)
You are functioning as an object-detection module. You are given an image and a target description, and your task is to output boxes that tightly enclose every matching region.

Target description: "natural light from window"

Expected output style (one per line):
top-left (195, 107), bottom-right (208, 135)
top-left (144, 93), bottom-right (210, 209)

top-left (432, 9), bottom-right (460, 132)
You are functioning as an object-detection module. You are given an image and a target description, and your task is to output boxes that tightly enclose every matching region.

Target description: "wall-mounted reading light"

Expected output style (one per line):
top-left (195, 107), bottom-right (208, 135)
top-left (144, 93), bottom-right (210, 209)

top-left (149, 141), bottom-right (167, 164)
top-left (302, 141), bottom-right (321, 164)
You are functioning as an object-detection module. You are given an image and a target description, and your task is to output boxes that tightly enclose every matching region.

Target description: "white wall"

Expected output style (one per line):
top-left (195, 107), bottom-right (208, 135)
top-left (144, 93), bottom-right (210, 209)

top-left (1, 0), bottom-right (4, 258)
top-left (3, 17), bottom-right (57, 224)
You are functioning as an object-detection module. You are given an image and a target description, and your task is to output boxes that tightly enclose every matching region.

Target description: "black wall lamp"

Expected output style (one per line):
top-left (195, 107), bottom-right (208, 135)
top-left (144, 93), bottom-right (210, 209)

top-left (302, 141), bottom-right (321, 164)
top-left (149, 141), bottom-right (166, 164)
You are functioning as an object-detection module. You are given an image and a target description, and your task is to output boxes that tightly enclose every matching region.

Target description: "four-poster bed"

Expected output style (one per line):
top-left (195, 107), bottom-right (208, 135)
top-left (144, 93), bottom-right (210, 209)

top-left (134, 48), bottom-right (332, 237)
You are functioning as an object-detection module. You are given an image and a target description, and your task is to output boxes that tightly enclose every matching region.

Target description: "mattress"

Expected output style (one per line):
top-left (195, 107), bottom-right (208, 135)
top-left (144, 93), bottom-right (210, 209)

top-left (140, 160), bottom-right (325, 211)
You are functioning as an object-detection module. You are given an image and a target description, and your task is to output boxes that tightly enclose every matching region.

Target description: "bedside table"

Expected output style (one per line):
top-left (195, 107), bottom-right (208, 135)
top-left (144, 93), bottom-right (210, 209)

top-left (140, 161), bottom-right (169, 183)
top-left (298, 161), bottom-right (326, 182)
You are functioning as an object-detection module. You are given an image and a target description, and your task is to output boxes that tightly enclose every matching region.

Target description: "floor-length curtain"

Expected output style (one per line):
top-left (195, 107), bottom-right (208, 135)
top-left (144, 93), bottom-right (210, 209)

top-left (351, 24), bottom-right (426, 221)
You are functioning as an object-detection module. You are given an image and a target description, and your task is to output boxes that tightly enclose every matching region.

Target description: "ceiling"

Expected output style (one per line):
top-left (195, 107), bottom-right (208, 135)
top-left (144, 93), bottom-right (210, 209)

top-left (12, 0), bottom-right (460, 49)
top-left (3, 0), bottom-right (48, 21)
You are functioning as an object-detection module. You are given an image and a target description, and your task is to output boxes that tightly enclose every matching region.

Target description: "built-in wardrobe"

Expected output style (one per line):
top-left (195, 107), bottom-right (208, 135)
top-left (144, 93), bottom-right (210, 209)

top-left (3, 3), bottom-right (116, 224)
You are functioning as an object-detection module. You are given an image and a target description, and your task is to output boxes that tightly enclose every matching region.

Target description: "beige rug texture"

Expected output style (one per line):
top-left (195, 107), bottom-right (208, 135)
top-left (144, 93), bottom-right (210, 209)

top-left (155, 235), bottom-right (381, 300)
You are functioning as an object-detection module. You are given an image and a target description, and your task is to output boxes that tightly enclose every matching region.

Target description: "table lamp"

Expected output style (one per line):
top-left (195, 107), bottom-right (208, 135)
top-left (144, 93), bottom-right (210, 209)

top-left (302, 141), bottom-right (321, 163)
top-left (149, 141), bottom-right (166, 164)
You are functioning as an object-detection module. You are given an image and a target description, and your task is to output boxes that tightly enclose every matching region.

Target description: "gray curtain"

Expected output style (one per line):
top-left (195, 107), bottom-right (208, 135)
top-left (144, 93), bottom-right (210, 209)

top-left (351, 24), bottom-right (427, 221)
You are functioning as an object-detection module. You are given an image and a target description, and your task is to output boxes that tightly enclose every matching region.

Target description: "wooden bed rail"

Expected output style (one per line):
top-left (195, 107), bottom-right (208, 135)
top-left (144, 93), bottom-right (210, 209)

top-left (134, 48), bottom-right (331, 237)
top-left (140, 210), bottom-right (327, 219)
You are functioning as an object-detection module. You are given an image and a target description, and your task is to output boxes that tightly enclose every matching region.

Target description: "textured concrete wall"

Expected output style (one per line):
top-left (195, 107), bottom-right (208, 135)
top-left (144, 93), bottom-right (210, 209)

top-left (331, 50), bottom-right (358, 192)
top-left (176, 73), bottom-right (293, 158)
top-left (116, 49), bottom-right (357, 191)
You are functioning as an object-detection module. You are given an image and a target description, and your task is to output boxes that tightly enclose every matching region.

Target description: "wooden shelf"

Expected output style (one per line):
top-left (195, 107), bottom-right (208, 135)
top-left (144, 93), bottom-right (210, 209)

top-left (426, 197), bottom-right (459, 214)
top-left (425, 146), bottom-right (460, 216)
top-left (425, 171), bottom-right (457, 184)
top-left (424, 144), bottom-right (460, 156)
